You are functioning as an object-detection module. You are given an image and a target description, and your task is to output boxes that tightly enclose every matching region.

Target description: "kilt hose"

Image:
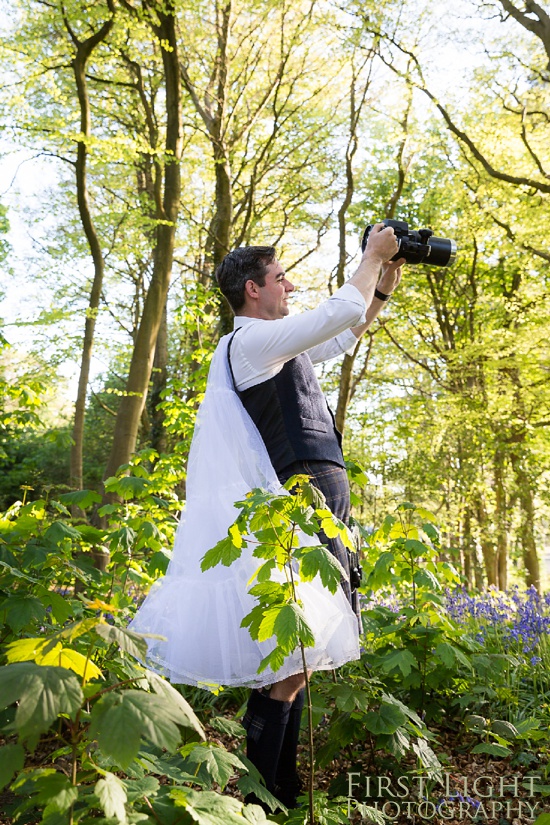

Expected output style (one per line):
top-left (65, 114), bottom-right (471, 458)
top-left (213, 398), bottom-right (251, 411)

top-left (243, 459), bottom-right (360, 810)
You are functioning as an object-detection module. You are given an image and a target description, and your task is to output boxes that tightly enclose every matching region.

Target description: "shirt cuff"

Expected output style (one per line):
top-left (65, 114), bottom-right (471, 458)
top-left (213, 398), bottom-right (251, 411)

top-left (333, 328), bottom-right (359, 355)
top-left (330, 282), bottom-right (367, 325)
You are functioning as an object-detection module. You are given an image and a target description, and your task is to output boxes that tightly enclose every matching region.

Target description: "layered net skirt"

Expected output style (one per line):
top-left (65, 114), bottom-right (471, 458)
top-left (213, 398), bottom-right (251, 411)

top-left (129, 336), bottom-right (360, 690)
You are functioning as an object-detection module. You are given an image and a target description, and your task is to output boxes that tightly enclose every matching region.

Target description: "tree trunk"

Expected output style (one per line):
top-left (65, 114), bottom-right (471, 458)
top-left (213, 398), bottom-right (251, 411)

top-left (475, 496), bottom-right (496, 587)
top-left (511, 452), bottom-right (541, 590)
top-left (150, 301), bottom-right (168, 455)
top-left (103, 0), bottom-right (182, 480)
top-left (494, 448), bottom-right (508, 590)
top-left (66, 7), bottom-right (115, 490)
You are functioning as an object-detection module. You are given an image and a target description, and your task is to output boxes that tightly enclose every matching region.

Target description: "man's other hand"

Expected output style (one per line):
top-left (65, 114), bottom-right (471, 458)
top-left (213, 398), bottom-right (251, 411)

top-left (363, 222), bottom-right (399, 263)
top-left (378, 258), bottom-right (406, 296)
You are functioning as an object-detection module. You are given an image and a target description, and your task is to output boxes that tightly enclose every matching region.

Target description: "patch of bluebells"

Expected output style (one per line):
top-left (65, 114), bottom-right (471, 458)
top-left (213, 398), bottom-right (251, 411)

top-left (445, 585), bottom-right (550, 654)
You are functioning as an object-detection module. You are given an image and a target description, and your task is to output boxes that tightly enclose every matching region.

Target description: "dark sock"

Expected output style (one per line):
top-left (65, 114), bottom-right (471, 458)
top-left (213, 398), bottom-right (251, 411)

top-left (243, 689), bottom-right (292, 807)
top-left (274, 688), bottom-right (305, 807)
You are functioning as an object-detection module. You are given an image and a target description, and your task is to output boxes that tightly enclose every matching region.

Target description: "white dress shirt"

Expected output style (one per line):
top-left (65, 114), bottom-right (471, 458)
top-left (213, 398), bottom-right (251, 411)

top-left (230, 283), bottom-right (366, 391)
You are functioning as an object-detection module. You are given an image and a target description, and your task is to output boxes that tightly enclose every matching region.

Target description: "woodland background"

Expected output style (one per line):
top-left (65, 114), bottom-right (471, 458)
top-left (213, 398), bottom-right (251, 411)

top-left (1, 0), bottom-right (550, 592)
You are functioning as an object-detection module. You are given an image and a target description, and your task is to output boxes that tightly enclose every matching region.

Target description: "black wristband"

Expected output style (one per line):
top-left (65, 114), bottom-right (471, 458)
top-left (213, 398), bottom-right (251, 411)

top-left (374, 287), bottom-right (392, 301)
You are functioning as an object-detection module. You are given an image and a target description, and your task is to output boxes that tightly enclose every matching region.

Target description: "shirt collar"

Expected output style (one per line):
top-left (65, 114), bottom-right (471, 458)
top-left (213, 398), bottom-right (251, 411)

top-left (233, 315), bottom-right (261, 328)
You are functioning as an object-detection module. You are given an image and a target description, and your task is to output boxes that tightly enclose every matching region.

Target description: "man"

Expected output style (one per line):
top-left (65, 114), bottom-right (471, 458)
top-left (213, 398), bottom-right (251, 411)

top-left (129, 224), bottom-right (402, 808)
top-left (214, 224), bottom-right (403, 807)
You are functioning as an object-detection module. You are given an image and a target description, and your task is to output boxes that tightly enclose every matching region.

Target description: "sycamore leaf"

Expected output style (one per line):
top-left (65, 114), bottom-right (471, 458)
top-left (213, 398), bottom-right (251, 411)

top-left (238, 775), bottom-right (283, 814)
top-left (2, 595), bottom-right (46, 632)
top-left (40, 591), bottom-right (74, 625)
top-left (43, 522), bottom-right (82, 545)
top-left (0, 742), bottom-right (25, 790)
top-left (299, 546), bottom-right (346, 591)
top-left (5, 637), bottom-right (102, 683)
top-left (412, 738), bottom-right (443, 777)
top-left (58, 489), bottom-right (102, 509)
top-left (104, 475), bottom-right (150, 500)
top-left (228, 523), bottom-right (243, 548)
top-left (380, 649), bottom-right (417, 677)
top-left (273, 602), bottom-right (315, 651)
top-left (258, 646), bottom-right (286, 674)
top-left (185, 745), bottom-right (246, 791)
top-left (38, 646), bottom-right (102, 684)
top-left (209, 716), bottom-right (246, 738)
top-left (471, 742), bottom-right (511, 757)
top-left (363, 703), bottom-right (407, 735)
top-left (241, 605), bottom-right (265, 640)
top-left (94, 623), bottom-right (149, 661)
top-left (0, 663), bottom-right (83, 740)
top-left (95, 772), bottom-right (127, 822)
top-left (171, 788), bottom-right (246, 825)
top-left (257, 606), bottom-right (280, 643)
top-left (33, 771), bottom-right (79, 814)
top-left (142, 670), bottom-right (205, 740)
top-left (89, 689), bottom-right (186, 768)
top-left (201, 536), bottom-right (242, 571)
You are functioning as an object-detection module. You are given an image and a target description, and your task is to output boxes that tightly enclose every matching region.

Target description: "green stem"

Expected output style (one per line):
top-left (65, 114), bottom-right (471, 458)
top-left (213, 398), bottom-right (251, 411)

top-left (300, 641), bottom-right (315, 825)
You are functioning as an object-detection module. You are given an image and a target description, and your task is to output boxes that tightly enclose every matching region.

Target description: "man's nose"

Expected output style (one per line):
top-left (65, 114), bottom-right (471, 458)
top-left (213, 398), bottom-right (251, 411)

top-left (285, 279), bottom-right (295, 292)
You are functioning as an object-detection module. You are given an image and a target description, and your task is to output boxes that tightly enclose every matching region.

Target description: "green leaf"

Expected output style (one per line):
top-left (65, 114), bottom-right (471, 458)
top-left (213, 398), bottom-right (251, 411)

top-left (171, 787), bottom-right (247, 824)
top-left (422, 522), bottom-right (439, 541)
top-left (299, 546), bottom-right (346, 592)
top-left (269, 602), bottom-right (315, 651)
top-left (434, 642), bottom-right (457, 668)
top-left (412, 738), bottom-right (443, 777)
top-left (95, 772), bottom-right (127, 822)
top-left (363, 703), bottom-right (407, 735)
top-left (89, 690), bottom-right (185, 768)
top-left (0, 663), bottom-right (83, 740)
top-left (465, 714), bottom-right (487, 731)
top-left (104, 475), bottom-right (151, 500)
top-left (258, 646), bottom-right (286, 674)
top-left (491, 719), bottom-right (519, 740)
top-left (201, 536), bottom-right (243, 571)
top-left (380, 649), bottom-right (417, 677)
top-left (33, 771), bottom-right (79, 814)
top-left (0, 742), bottom-right (25, 790)
top-left (185, 744), bottom-right (246, 790)
top-left (43, 522), bottom-right (82, 545)
top-left (123, 775), bottom-right (160, 802)
top-left (40, 591), bottom-right (74, 625)
top-left (58, 490), bottom-right (102, 509)
top-left (2, 595), bottom-right (46, 632)
top-left (413, 569), bottom-right (440, 590)
top-left (142, 670), bottom-right (205, 740)
top-left (238, 774), bottom-right (282, 814)
top-left (471, 742), bottom-right (511, 757)
top-left (209, 716), bottom-right (246, 738)
top-left (94, 623), bottom-right (149, 661)
top-left (403, 538), bottom-right (428, 557)
top-left (533, 815), bottom-right (550, 825)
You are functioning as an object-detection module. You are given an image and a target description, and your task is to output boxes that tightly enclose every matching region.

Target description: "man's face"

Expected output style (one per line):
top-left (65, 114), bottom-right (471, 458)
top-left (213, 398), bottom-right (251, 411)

top-left (249, 259), bottom-right (295, 320)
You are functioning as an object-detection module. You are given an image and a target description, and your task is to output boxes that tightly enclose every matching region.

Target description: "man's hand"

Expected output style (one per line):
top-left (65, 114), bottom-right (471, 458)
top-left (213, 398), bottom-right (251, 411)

top-left (363, 222), bottom-right (399, 263)
top-left (377, 257), bottom-right (406, 297)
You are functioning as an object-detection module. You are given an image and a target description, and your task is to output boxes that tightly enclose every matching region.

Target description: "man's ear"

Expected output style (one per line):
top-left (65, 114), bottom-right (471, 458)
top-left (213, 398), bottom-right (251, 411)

top-left (244, 279), bottom-right (260, 300)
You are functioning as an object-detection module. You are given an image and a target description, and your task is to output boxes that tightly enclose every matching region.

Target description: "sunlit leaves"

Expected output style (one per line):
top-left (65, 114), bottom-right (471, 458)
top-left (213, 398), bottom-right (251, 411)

top-left (0, 663), bottom-right (83, 740)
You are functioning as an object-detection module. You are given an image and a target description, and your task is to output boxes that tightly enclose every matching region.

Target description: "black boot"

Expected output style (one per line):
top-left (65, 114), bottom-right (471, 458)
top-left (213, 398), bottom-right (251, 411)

top-left (243, 689), bottom-right (292, 808)
top-left (274, 688), bottom-right (304, 808)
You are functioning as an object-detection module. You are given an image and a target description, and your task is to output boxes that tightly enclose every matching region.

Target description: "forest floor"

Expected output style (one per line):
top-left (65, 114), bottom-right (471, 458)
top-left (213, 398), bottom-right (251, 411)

top-left (2, 721), bottom-right (549, 825)
top-left (208, 716), bottom-right (550, 825)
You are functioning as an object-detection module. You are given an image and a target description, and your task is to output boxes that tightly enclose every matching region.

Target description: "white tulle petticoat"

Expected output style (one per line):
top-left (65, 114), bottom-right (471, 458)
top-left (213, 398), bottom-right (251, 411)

top-left (129, 334), bottom-right (360, 691)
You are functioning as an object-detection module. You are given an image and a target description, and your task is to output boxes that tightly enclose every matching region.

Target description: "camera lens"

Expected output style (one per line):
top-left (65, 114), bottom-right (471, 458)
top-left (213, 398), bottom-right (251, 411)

top-left (427, 237), bottom-right (457, 267)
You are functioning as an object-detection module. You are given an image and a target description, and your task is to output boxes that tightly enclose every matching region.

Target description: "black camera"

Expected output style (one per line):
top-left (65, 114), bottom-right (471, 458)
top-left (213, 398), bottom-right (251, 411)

top-left (361, 219), bottom-right (457, 268)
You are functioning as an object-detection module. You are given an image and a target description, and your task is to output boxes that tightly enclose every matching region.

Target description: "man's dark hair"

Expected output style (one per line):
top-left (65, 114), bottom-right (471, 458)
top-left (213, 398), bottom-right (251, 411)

top-left (215, 246), bottom-right (276, 313)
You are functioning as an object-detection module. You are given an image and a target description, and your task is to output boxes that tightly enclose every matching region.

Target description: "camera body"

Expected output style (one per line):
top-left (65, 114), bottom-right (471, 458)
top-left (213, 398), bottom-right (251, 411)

top-left (362, 219), bottom-right (457, 268)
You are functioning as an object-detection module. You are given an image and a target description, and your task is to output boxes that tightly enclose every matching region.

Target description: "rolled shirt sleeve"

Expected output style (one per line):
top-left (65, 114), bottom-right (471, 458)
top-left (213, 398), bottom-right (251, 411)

top-left (232, 282), bottom-right (366, 391)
